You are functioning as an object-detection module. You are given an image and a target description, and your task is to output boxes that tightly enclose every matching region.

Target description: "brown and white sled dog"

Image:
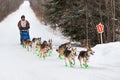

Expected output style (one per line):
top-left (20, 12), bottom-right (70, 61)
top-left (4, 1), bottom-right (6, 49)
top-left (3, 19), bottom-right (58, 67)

top-left (78, 48), bottom-right (94, 67)
top-left (39, 41), bottom-right (50, 58)
top-left (23, 39), bottom-right (32, 51)
top-left (64, 47), bottom-right (77, 67)
top-left (32, 37), bottom-right (41, 54)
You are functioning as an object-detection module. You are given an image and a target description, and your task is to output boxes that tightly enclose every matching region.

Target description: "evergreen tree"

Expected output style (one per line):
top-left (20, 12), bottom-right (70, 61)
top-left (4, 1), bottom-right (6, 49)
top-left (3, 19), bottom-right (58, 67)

top-left (30, 0), bottom-right (120, 46)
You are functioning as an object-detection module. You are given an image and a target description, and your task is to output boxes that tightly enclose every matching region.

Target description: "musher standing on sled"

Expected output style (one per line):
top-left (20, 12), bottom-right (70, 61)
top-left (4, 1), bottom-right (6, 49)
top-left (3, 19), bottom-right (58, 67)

top-left (18, 15), bottom-right (30, 45)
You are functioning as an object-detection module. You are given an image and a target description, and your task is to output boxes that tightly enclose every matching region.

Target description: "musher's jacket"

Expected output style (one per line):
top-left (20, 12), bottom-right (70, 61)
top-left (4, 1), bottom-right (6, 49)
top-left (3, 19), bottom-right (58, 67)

top-left (18, 20), bottom-right (30, 31)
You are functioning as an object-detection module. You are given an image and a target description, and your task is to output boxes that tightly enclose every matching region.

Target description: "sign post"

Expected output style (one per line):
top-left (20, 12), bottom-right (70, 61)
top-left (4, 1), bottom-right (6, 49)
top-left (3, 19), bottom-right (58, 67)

top-left (96, 23), bottom-right (104, 44)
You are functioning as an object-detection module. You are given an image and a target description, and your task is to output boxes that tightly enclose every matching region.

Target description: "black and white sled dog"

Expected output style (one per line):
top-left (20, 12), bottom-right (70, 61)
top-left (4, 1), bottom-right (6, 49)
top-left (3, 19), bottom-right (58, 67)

top-left (78, 48), bottom-right (94, 67)
top-left (63, 47), bottom-right (77, 67)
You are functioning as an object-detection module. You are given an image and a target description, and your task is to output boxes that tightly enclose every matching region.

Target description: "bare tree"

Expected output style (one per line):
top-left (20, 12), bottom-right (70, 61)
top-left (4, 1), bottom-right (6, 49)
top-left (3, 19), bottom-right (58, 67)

top-left (112, 0), bottom-right (116, 41)
top-left (85, 0), bottom-right (89, 47)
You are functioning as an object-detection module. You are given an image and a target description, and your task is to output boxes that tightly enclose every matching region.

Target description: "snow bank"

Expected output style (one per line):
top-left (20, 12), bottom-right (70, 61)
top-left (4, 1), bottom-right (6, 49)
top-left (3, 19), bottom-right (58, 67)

top-left (90, 42), bottom-right (120, 65)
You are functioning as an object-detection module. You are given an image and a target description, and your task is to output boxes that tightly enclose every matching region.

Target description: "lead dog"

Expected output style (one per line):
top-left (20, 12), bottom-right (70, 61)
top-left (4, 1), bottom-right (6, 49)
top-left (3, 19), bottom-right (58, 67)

top-left (78, 48), bottom-right (94, 68)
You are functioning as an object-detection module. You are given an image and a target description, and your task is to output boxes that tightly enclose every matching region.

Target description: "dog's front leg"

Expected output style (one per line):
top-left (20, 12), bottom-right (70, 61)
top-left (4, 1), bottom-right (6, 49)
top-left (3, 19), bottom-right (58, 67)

top-left (32, 43), bottom-right (36, 54)
top-left (29, 45), bottom-right (32, 52)
top-left (64, 58), bottom-right (68, 67)
top-left (27, 46), bottom-right (29, 52)
top-left (85, 57), bottom-right (88, 64)
top-left (72, 57), bottom-right (75, 65)
top-left (79, 58), bottom-right (82, 67)
top-left (68, 58), bottom-right (74, 67)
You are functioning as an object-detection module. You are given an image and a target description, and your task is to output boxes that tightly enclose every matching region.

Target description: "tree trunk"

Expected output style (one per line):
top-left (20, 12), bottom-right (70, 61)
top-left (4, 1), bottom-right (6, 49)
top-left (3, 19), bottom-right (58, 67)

top-left (112, 0), bottom-right (116, 41)
top-left (85, 0), bottom-right (89, 47)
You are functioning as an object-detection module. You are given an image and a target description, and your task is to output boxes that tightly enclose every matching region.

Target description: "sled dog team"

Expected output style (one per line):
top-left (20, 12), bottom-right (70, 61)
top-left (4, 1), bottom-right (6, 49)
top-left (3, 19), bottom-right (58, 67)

top-left (21, 39), bottom-right (94, 68)
top-left (22, 37), bottom-right (53, 59)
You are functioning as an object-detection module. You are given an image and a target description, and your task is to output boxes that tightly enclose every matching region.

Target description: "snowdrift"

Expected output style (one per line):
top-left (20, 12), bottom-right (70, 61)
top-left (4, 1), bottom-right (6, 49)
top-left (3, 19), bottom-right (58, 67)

top-left (91, 42), bottom-right (120, 65)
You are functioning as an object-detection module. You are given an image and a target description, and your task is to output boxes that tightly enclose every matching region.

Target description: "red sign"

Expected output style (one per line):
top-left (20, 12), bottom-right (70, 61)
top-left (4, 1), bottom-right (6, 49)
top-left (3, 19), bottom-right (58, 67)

top-left (96, 23), bottom-right (104, 33)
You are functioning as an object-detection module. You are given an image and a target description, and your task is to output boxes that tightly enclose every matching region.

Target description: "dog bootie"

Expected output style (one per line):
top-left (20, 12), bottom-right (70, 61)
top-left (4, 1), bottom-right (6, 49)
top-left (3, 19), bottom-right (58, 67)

top-left (48, 50), bottom-right (52, 56)
top-left (81, 65), bottom-right (85, 69)
top-left (36, 54), bottom-right (42, 58)
top-left (22, 45), bottom-right (26, 48)
top-left (83, 64), bottom-right (88, 69)
top-left (59, 55), bottom-right (64, 60)
top-left (36, 48), bottom-right (39, 52)
top-left (65, 64), bottom-right (68, 67)
top-left (35, 48), bottom-right (39, 54)
top-left (36, 54), bottom-right (40, 57)
top-left (70, 64), bottom-right (74, 68)
top-left (36, 50), bottom-right (39, 54)
top-left (70, 61), bottom-right (74, 68)
top-left (43, 54), bottom-right (46, 59)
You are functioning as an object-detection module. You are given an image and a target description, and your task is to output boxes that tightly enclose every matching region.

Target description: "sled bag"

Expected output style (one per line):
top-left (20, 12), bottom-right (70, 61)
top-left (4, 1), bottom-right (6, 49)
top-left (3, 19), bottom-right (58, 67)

top-left (20, 31), bottom-right (30, 40)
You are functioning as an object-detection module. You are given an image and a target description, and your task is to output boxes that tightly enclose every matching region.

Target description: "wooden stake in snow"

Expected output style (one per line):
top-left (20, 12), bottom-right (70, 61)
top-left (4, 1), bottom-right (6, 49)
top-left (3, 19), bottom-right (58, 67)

top-left (96, 23), bottom-right (104, 44)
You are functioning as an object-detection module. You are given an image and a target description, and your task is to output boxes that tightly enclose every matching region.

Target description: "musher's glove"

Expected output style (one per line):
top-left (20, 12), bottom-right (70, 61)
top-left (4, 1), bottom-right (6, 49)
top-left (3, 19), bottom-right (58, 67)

top-left (19, 27), bottom-right (24, 30)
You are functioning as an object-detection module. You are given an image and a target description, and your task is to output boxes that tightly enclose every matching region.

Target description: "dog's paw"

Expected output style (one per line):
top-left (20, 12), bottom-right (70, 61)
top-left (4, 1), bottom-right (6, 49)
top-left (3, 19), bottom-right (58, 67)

top-left (81, 64), bottom-right (88, 69)
top-left (65, 64), bottom-right (68, 67)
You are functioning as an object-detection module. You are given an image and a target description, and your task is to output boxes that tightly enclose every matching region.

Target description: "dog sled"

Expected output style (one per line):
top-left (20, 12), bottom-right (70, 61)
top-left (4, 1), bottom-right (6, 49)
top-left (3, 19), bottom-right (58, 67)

top-left (21, 30), bottom-right (30, 40)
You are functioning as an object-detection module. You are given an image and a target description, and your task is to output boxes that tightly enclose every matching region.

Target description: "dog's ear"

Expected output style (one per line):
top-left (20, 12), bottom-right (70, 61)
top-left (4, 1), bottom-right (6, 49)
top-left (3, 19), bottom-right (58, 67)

top-left (87, 47), bottom-right (92, 51)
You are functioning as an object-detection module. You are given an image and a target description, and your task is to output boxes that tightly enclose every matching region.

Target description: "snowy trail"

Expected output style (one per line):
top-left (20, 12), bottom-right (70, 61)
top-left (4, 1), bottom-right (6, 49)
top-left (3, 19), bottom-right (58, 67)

top-left (0, 1), bottom-right (120, 80)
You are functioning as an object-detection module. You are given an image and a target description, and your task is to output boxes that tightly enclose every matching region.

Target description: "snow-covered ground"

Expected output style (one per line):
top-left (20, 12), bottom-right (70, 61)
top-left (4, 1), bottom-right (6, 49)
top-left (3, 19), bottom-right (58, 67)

top-left (0, 1), bottom-right (120, 80)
